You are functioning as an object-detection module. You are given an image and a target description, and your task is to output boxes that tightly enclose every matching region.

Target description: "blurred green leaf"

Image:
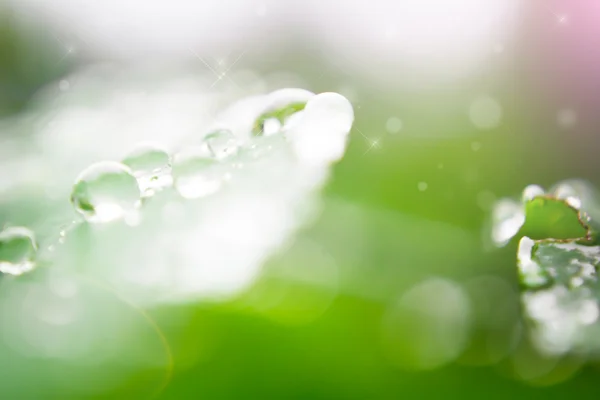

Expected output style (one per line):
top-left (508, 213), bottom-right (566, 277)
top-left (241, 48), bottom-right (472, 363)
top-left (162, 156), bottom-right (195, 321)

top-left (520, 197), bottom-right (588, 241)
top-left (512, 183), bottom-right (600, 358)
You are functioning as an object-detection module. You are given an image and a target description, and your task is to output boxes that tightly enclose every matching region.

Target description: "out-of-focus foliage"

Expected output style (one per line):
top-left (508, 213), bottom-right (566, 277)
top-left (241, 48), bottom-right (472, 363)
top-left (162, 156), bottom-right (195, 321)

top-left (492, 181), bottom-right (600, 363)
top-left (3, 3), bottom-right (600, 400)
top-left (0, 9), bottom-right (67, 116)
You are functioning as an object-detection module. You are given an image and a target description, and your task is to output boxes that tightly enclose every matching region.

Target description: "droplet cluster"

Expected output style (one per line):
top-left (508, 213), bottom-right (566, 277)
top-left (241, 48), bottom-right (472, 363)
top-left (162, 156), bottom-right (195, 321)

top-left (0, 89), bottom-right (354, 279)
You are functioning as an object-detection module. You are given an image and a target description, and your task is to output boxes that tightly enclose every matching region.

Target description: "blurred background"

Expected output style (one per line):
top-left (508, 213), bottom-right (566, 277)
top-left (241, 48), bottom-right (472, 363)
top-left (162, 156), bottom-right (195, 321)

top-left (2, 0), bottom-right (600, 398)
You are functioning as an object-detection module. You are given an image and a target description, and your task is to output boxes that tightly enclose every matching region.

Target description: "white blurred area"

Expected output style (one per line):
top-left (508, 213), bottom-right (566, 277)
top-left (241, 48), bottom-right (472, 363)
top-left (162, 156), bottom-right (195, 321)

top-left (0, 75), bottom-right (354, 371)
top-left (6, 0), bottom-right (518, 84)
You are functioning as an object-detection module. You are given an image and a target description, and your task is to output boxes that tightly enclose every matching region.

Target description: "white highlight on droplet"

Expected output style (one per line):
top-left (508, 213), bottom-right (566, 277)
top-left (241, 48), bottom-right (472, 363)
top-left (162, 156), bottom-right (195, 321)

top-left (522, 184), bottom-right (545, 203)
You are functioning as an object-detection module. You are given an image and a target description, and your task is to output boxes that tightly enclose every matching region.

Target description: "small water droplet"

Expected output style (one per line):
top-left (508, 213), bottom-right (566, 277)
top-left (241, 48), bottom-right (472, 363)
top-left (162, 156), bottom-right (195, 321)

top-left (122, 143), bottom-right (172, 195)
top-left (565, 196), bottom-right (582, 210)
top-left (70, 161), bottom-right (141, 223)
top-left (491, 199), bottom-right (525, 247)
top-left (173, 147), bottom-right (223, 199)
top-left (522, 184), bottom-right (545, 203)
top-left (418, 182), bottom-right (428, 191)
top-left (204, 129), bottom-right (239, 160)
top-left (517, 237), bottom-right (550, 288)
top-left (0, 226), bottom-right (37, 276)
top-left (552, 182), bottom-right (582, 210)
top-left (57, 228), bottom-right (69, 244)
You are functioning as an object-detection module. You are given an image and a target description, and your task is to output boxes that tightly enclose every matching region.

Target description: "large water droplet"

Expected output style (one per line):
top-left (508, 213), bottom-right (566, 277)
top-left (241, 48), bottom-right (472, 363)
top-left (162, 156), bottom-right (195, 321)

top-left (122, 143), bottom-right (172, 196)
top-left (204, 129), bottom-right (239, 160)
top-left (286, 92), bottom-right (354, 166)
top-left (252, 88), bottom-right (314, 136)
top-left (0, 226), bottom-right (37, 276)
top-left (70, 161), bottom-right (141, 223)
top-left (172, 147), bottom-right (223, 199)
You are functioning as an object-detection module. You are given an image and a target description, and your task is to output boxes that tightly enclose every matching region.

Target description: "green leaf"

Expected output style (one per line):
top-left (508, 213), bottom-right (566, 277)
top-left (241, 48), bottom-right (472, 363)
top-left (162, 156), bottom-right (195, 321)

top-left (518, 237), bottom-right (599, 290)
top-left (504, 181), bottom-right (600, 357)
top-left (520, 197), bottom-right (588, 241)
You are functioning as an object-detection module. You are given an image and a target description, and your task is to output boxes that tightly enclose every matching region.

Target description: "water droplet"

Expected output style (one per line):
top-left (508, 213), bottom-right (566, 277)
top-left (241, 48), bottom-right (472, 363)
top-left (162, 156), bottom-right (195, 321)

top-left (122, 143), bottom-right (172, 196)
top-left (172, 147), bottom-right (223, 199)
top-left (517, 237), bottom-right (550, 288)
top-left (70, 161), bottom-right (141, 223)
top-left (469, 96), bottom-right (502, 130)
top-left (0, 226), bottom-right (37, 276)
top-left (552, 182), bottom-right (582, 210)
top-left (565, 196), bottom-right (582, 209)
top-left (386, 117), bottom-right (403, 134)
top-left (286, 92), bottom-right (354, 166)
top-left (252, 88), bottom-right (314, 136)
top-left (204, 129), bottom-right (239, 160)
top-left (471, 141), bottom-right (482, 152)
top-left (522, 184), bottom-right (545, 203)
top-left (491, 199), bottom-right (525, 246)
top-left (418, 182), bottom-right (428, 191)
